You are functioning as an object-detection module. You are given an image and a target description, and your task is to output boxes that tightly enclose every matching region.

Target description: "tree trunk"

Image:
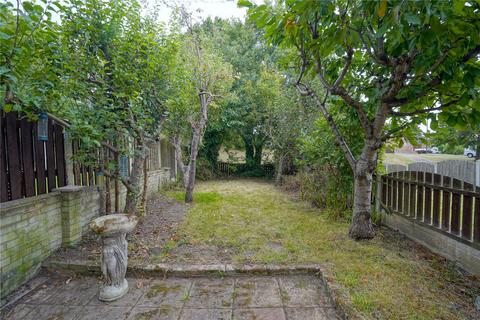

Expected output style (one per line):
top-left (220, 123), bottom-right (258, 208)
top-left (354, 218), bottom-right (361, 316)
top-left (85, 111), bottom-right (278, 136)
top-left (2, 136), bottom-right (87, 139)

top-left (275, 155), bottom-right (285, 186)
top-left (124, 145), bottom-right (147, 215)
top-left (349, 156), bottom-right (376, 239)
top-left (244, 139), bottom-right (255, 168)
top-left (140, 156), bottom-right (148, 217)
top-left (185, 129), bottom-right (201, 203)
top-left (105, 176), bottom-right (112, 214)
top-left (253, 142), bottom-right (263, 167)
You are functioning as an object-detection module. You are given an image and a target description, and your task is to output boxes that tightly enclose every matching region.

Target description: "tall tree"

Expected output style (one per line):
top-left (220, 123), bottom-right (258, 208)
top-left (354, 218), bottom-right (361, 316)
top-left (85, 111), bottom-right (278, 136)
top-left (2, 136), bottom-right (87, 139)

top-left (243, 0), bottom-right (480, 239)
top-left (166, 8), bottom-right (233, 203)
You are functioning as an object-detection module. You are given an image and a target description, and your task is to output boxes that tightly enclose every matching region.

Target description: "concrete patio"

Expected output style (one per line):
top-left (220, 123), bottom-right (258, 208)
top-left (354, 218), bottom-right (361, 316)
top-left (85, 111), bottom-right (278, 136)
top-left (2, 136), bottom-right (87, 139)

top-left (1, 274), bottom-right (339, 320)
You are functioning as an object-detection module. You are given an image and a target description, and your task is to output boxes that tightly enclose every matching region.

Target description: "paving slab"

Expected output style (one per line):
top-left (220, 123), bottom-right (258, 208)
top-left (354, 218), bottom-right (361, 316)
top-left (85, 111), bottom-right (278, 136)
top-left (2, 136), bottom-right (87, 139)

top-left (76, 306), bottom-right (131, 320)
top-left (43, 277), bottom-right (99, 306)
top-left (1, 274), bottom-right (338, 320)
top-left (23, 305), bottom-right (82, 320)
top-left (234, 277), bottom-right (283, 308)
top-left (128, 306), bottom-right (181, 320)
top-left (184, 278), bottom-right (235, 308)
top-left (233, 308), bottom-right (287, 320)
top-left (278, 275), bottom-right (330, 307)
top-left (136, 278), bottom-right (191, 308)
top-left (180, 308), bottom-right (233, 320)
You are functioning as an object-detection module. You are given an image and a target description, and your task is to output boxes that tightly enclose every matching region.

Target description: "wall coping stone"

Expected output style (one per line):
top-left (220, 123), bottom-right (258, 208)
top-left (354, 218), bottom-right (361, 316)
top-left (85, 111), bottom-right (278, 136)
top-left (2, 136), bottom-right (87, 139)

top-left (0, 192), bottom-right (61, 213)
top-left (53, 186), bottom-right (85, 193)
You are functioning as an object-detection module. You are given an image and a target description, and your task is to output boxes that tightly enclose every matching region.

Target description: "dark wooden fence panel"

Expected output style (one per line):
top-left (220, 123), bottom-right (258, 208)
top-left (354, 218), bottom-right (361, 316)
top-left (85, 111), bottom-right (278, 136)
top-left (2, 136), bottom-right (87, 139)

top-left (5, 112), bottom-right (22, 200)
top-left (441, 176), bottom-right (451, 231)
top-left (381, 171), bottom-right (479, 247)
top-left (20, 120), bottom-right (35, 197)
top-left (432, 174), bottom-right (441, 227)
top-left (462, 182), bottom-right (474, 241)
top-left (0, 111), bottom-right (67, 203)
top-left (451, 178), bottom-right (462, 236)
top-left (0, 114), bottom-right (8, 202)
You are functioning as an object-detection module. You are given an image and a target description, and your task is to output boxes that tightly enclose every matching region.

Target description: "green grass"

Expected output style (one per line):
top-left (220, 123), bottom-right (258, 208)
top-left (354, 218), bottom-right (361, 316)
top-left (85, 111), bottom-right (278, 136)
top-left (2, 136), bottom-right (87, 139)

top-left (169, 191), bottom-right (223, 204)
top-left (175, 179), bottom-right (478, 320)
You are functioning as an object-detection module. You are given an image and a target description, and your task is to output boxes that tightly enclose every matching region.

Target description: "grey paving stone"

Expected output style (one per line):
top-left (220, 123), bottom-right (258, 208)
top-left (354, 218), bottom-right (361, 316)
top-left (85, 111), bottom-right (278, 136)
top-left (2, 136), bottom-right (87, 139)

top-left (21, 281), bottom-right (64, 304)
top-left (185, 278), bottom-right (235, 308)
top-left (179, 308), bottom-right (233, 320)
top-left (88, 278), bottom-right (145, 307)
top-left (234, 277), bottom-right (283, 308)
top-left (76, 306), bottom-right (132, 320)
top-left (278, 276), bottom-right (329, 307)
top-left (23, 305), bottom-right (82, 320)
top-left (43, 277), bottom-right (99, 306)
top-left (285, 307), bottom-right (338, 320)
top-left (1, 303), bottom-right (35, 320)
top-left (233, 308), bottom-right (286, 320)
top-left (136, 278), bottom-right (191, 308)
top-left (127, 306), bottom-right (181, 320)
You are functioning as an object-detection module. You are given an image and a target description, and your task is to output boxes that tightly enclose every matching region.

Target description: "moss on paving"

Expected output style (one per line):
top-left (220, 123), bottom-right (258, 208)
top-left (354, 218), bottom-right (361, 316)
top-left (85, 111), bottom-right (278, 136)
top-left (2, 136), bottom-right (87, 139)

top-left (170, 179), bottom-right (479, 320)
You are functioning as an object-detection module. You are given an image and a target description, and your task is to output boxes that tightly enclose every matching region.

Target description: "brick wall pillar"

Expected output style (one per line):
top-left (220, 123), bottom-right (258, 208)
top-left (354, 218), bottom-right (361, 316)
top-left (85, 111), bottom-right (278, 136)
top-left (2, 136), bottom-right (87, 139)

top-left (56, 186), bottom-right (84, 246)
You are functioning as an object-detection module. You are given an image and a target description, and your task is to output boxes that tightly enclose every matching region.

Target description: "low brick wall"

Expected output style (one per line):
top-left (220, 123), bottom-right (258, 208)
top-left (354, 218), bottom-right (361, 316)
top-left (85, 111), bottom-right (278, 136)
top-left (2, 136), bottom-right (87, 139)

top-left (0, 168), bottom-right (172, 300)
top-left (383, 213), bottom-right (480, 275)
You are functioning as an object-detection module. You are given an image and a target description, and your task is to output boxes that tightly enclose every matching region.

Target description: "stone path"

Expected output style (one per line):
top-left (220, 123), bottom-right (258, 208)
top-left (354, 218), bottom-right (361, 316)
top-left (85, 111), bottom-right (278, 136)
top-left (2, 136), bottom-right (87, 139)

top-left (1, 274), bottom-right (338, 320)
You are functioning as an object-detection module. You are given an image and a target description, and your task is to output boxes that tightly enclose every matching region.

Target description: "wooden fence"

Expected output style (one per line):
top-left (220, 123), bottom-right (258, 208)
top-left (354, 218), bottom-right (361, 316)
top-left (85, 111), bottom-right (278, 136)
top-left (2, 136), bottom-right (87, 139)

top-left (380, 171), bottom-right (480, 246)
top-left (1, 111), bottom-right (67, 202)
top-left (1, 111), bottom-right (178, 204)
top-left (385, 160), bottom-right (478, 186)
top-left (217, 162), bottom-right (275, 177)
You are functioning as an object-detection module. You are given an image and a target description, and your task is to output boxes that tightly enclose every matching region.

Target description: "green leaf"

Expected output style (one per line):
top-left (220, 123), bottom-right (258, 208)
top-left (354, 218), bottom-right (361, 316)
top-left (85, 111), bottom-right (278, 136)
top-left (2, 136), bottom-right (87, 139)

top-left (404, 13), bottom-right (421, 25)
top-left (237, 0), bottom-right (253, 8)
top-left (0, 31), bottom-right (12, 39)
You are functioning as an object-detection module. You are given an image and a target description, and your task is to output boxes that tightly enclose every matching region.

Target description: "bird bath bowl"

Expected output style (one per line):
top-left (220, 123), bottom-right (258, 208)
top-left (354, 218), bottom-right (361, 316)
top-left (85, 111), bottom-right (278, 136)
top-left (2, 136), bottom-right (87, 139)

top-left (90, 214), bottom-right (137, 302)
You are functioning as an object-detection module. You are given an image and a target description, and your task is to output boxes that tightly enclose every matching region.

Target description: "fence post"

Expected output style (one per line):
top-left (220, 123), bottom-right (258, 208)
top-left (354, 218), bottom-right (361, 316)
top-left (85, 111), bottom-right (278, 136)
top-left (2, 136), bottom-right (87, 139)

top-left (476, 160), bottom-right (480, 187)
top-left (64, 132), bottom-right (75, 186)
top-left (375, 174), bottom-right (382, 214)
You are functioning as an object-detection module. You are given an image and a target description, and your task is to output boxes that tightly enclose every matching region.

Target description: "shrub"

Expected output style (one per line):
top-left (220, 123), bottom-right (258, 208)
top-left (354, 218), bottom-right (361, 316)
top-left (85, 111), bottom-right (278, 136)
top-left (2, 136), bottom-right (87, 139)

top-left (283, 163), bottom-right (353, 220)
top-left (196, 157), bottom-right (217, 181)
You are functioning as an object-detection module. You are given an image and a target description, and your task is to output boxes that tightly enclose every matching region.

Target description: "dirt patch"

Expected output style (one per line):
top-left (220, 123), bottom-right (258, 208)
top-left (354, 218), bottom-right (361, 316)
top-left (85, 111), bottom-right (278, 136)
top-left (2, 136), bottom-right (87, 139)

top-left (50, 193), bottom-right (188, 263)
top-left (49, 193), bottom-right (234, 265)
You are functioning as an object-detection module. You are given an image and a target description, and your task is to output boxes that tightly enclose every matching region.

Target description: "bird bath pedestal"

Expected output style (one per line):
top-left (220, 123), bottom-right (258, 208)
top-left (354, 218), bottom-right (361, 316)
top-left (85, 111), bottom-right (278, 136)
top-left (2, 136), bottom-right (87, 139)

top-left (90, 214), bottom-right (137, 302)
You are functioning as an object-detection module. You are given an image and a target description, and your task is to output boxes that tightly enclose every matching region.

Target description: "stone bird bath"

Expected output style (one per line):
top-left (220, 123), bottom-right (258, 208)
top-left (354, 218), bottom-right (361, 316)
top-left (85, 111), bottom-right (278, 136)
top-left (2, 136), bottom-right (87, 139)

top-left (90, 214), bottom-right (137, 302)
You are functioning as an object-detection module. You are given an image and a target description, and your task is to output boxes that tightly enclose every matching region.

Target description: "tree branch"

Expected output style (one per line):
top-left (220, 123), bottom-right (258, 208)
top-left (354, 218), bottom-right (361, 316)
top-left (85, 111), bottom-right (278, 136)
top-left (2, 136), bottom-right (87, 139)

top-left (295, 82), bottom-right (357, 170)
top-left (389, 99), bottom-right (459, 117)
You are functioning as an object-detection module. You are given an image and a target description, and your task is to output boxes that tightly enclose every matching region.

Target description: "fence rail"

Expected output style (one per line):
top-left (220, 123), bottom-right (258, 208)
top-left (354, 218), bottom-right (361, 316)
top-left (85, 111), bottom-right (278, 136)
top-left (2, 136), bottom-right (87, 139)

top-left (380, 171), bottom-right (480, 246)
top-left (1, 111), bottom-right (67, 202)
top-left (217, 162), bottom-right (275, 177)
top-left (385, 160), bottom-right (478, 186)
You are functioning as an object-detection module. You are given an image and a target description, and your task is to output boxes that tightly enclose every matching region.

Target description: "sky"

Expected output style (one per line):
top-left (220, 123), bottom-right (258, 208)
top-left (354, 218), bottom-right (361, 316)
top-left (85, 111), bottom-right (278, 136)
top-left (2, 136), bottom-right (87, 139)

top-left (144, 0), bottom-right (251, 23)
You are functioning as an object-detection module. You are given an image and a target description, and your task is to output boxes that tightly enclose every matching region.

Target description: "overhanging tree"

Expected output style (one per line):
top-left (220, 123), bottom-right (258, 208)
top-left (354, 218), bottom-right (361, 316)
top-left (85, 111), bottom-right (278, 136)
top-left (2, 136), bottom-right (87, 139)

top-left (243, 0), bottom-right (480, 239)
top-left (59, 0), bottom-right (173, 215)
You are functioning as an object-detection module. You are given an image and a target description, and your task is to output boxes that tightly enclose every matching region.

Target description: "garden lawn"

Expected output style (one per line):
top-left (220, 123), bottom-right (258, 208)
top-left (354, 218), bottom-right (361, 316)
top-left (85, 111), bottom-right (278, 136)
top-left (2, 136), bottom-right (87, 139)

top-left (170, 179), bottom-right (479, 320)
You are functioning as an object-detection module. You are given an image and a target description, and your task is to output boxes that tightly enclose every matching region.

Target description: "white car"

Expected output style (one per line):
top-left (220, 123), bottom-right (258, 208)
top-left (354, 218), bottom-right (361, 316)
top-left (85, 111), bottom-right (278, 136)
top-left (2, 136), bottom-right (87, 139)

top-left (464, 147), bottom-right (476, 158)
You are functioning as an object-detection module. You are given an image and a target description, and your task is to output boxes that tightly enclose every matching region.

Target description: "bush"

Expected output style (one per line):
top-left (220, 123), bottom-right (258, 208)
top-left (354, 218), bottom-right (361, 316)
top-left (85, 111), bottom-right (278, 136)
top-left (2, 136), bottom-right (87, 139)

top-left (195, 158), bottom-right (217, 181)
top-left (283, 163), bottom-right (353, 220)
